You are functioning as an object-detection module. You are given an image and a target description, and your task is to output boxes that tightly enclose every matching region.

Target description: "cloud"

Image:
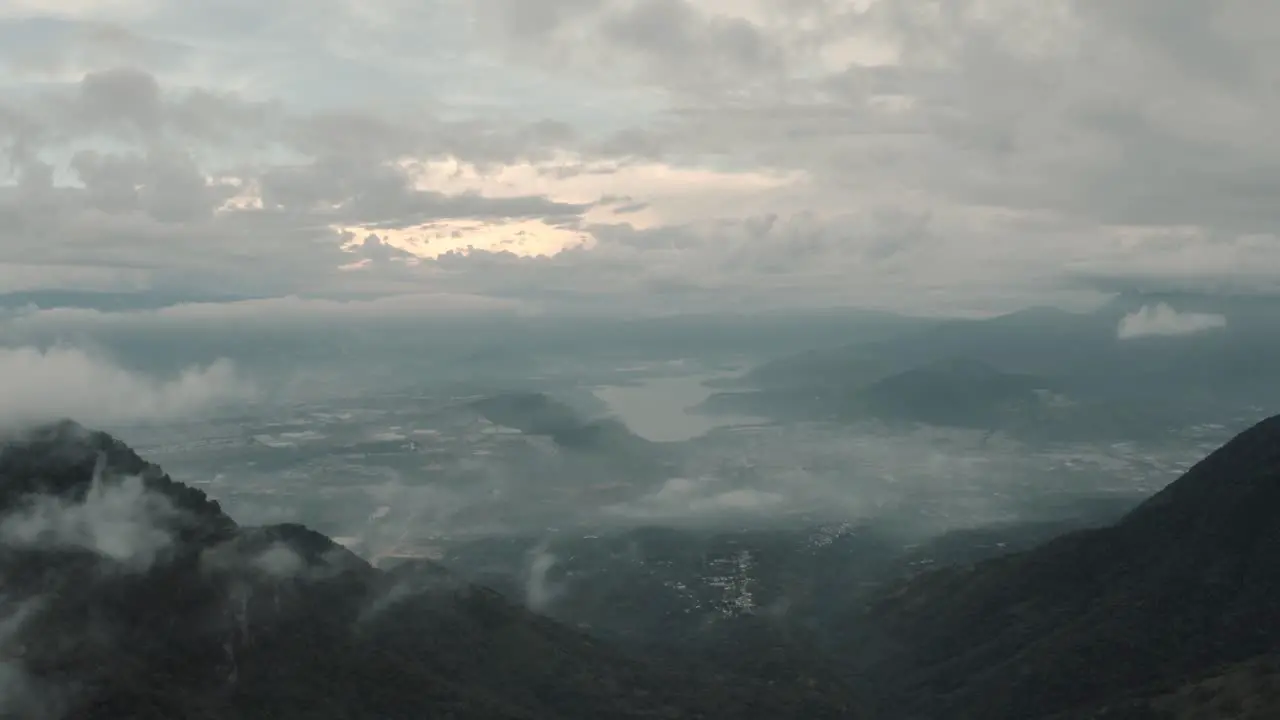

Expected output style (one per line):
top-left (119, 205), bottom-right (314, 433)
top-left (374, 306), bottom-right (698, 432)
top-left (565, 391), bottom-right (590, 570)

top-left (603, 476), bottom-right (786, 522)
top-left (3, 1), bottom-right (1280, 315)
top-left (592, 421), bottom-right (1178, 533)
top-left (249, 543), bottom-right (305, 578)
top-left (471, 0), bottom-right (795, 100)
top-left (1117, 303), bottom-right (1228, 340)
top-left (1, 293), bottom-right (532, 333)
top-left (523, 541), bottom-right (562, 613)
top-left (462, 0), bottom-right (1280, 310)
top-left (1, 64), bottom-right (602, 299)
top-left (0, 471), bottom-right (176, 572)
top-left (0, 345), bottom-right (254, 425)
top-left (0, 17), bottom-right (190, 81)
top-left (0, 595), bottom-right (63, 720)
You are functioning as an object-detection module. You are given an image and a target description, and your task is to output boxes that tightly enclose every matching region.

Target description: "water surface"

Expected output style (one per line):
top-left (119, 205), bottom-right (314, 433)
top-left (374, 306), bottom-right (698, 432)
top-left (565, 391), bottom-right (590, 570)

top-left (591, 373), bottom-right (763, 442)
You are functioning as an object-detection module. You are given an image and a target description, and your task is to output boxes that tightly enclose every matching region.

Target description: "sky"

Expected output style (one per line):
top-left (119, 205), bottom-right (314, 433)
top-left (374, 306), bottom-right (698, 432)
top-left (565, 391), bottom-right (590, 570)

top-left (1, 0), bottom-right (1279, 317)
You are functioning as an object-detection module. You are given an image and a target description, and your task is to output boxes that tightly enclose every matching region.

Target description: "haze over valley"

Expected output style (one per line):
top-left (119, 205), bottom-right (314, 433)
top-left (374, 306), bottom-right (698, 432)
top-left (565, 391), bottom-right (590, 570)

top-left (5, 1), bottom-right (1280, 717)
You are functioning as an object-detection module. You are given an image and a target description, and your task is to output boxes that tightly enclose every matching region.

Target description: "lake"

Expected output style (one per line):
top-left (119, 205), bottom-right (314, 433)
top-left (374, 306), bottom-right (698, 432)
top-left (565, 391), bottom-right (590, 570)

top-left (591, 373), bottom-right (764, 442)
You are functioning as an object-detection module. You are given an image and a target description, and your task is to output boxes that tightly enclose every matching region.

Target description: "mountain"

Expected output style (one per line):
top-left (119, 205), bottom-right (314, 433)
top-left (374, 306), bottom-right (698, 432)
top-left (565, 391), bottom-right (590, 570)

top-left (702, 356), bottom-right (1077, 435)
top-left (851, 356), bottom-right (1059, 429)
top-left (468, 392), bottom-right (644, 452)
top-left (12, 412), bottom-right (1280, 718)
top-left (841, 413), bottom-right (1280, 719)
top-left (435, 512), bottom-right (1134, 653)
top-left (715, 297), bottom-right (1280, 438)
top-left (739, 307), bottom-right (1105, 392)
top-left (431, 520), bottom-right (1124, 720)
top-left (467, 391), bottom-right (675, 488)
top-left (0, 420), bottom-right (852, 719)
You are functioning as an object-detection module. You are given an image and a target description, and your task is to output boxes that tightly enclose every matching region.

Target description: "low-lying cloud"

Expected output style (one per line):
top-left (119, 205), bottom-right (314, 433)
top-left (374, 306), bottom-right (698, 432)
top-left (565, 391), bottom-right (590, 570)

top-left (1117, 303), bottom-right (1228, 340)
top-left (2, 293), bottom-right (532, 332)
top-left (0, 596), bottom-right (62, 720)
top-left (0, 345), bottom-right (254, 426)
top-left (0, 471), bottom-right (177, 572)
top-left (603, 476), bottom-right (786, 522)
top-left (249, 543), bottom-right (307, 578)
top-left (523, 541), bottom-right (562, 613)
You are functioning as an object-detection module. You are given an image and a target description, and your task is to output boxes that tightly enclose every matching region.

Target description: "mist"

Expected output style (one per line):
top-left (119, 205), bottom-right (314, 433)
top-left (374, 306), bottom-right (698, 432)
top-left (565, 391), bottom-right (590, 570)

top-left (9, 0), bottom-right (1280, 712)
top-left (2, 302), bottom-right (1270, 645)
top-left (0, 468), bottom-right (177, 572)
top-left (5, 303), bottom-right (1255, 556)
top-left (1117, 303), bottom-right (1228, 339)
top-left (0, 345), bottom-right (254, 428)
top-left (0, 596), bottom-right (61, 720)
top-left (524, 542), bottom-right (562, 613)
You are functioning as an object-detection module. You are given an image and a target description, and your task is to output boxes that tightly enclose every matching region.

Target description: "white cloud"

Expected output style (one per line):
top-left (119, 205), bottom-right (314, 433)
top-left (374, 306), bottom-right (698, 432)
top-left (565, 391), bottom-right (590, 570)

top-left (250, 543), bottom-right (306, 578)
top-left (523, 541), bottom-right (562, 613)
top-left (396, 154), bottom-right (805, 229)
top-left (0, 345), bottom-right (254, 426)
top-left (1117, 303), bottom-right (1228, 340)
top-left (0, 472), bottom-right (176, 572)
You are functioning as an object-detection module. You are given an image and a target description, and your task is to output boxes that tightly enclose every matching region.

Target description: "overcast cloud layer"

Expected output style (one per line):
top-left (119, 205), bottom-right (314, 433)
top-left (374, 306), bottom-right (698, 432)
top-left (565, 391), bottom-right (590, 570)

top-left (2, 1), bottom-right (1278, 316)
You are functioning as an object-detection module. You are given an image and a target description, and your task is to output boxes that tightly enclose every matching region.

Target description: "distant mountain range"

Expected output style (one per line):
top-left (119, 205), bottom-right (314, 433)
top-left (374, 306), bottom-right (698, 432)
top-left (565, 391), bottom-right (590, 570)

top-left (703, 294), bottom-right (1280, 440)
top-left (705, 356), bottom-right (1062, 430)
top-left (7, 413), bottom-right (1280, 718)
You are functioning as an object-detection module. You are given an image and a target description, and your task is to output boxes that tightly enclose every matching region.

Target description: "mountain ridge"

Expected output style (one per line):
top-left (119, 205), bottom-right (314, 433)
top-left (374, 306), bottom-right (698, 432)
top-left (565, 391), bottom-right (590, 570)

top-left (842, 412), bottom-right (1280, 718)
top-left (0, 419), bottom-right (857, 719)
top-left (9, 413), bottom-right (1280, 718)
top-left (710, 297), bottom-right (1280, 438)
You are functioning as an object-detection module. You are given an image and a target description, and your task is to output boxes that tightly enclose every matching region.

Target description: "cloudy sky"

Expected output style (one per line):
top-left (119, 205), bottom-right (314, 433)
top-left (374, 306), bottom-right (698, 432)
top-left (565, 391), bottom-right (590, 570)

top-left (2, 0), bottom-right (1278, 317)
